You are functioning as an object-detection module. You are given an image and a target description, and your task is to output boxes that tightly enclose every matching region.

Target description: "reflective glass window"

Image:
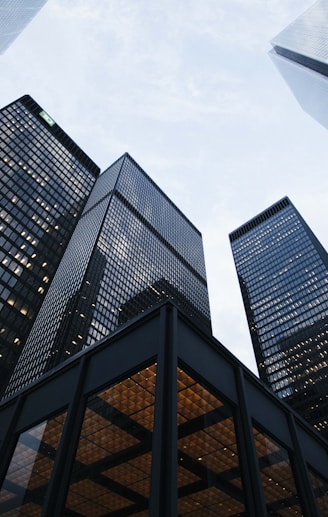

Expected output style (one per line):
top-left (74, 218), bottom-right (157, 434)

top-left (0, 97), bottom-right (98, 396)
top-left (177, 367), bottom-right (245, 516)
top-left (253, 426), bottom-right (302, 515)
top-left (0, 411), bottom-right (67, 516)
top-left (309, 468), bottom-right (328, 514)
top-left (64, 363), bottom-right (157, 515)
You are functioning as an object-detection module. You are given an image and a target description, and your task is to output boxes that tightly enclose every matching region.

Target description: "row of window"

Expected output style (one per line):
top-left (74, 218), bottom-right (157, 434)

top-left (117, 159), bottom-right (206, 274)
top-left (0, 101), bottom-right (97, 394)
top-left (231, 206), bottom-right (298, 254)
top-left (242, 241), bottom-right (319, 285)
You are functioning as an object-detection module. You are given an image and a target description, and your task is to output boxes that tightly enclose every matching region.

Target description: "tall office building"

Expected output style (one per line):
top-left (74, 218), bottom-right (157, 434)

top-left (270, 0), bottom-right (328, 129)
top-left (230, 197), bottom-right (328, 437)
top-left (0, 95), bottom-right (99, 395)
top-left (0, 0), bottom-right (47, 54)
top-left (6, 153), bottom-right (211, 396)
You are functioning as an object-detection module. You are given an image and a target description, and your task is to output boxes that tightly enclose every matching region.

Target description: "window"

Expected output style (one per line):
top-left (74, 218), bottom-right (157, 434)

top-left (253, 426), bottom-right (302, 515)
top-left (64, 364), bottom-right (157, 515)
top-left (177, 367), bottom-right (245, 515)
top-left (0, 411), bottom-right (67, 516)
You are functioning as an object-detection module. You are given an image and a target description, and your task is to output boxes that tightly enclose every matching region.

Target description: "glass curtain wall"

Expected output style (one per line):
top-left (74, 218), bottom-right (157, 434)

top-left (0, 412), bottom-right (67, 515)
top-left (1, 320), bottom-right (327, 516)
top-left (64, 363), bottom-right (157, 515)
top-left (177, 367), bottom-right (246, 516)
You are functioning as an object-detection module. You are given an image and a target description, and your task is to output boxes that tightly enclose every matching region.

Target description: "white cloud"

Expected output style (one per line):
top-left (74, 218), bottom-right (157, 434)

top-left (1, 0), bottom-right (325, 374)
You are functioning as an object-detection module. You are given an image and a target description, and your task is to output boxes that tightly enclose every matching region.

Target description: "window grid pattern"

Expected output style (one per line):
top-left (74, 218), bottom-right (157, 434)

top-left (0, 97), bottom-right (98, 395)
top-left (271, 0), bottom-right (328, 64)
top-left (6, 155), bottom-right (210, 394)
top-left (78, 195), bottom-right (209, 352)
top-left (64, 363), bottom-right (157, 516)
top-left (116, 157), bottom-right (207, 277)
top-left (230, 198), bottom-right (328, 437)
top-left (5, 157), bottom-right (122, 392)
top-left (177, 367), bottom-right (246, 516)
top-left (0, 0), bottom-right (47, 54)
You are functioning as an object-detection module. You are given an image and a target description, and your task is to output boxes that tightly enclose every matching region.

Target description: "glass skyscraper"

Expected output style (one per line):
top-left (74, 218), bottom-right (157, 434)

top-left (270, 0), bottom-right (328, 129)
top-left (6, 153), bottom-right (211, 396)
top-left (0, 0), bottom-right (47, 54)
top-left (230, 197), bottom-right (328, 437)
top-left (0, 95), bottom-right (99, 395)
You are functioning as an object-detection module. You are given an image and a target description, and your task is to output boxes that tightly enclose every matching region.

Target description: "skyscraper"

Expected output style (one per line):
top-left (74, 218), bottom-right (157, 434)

top-left (6, 153), bottom-right (211, 396)
top-left (230, 197), bottom-right (328, 437)
top-left (270, 0), bottom-right (328, 129)
top-left (0, 95), bottom-right (99, 395)
top-left (0, 0), bottom-right (47, 54)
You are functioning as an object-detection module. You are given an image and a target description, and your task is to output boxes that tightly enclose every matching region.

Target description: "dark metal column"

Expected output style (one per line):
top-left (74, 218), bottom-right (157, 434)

top-left (149, 304), bottom-right (178, 516)
top-left (287, 414), bottom-right (320, 517)
top-left (235, 366), bottom-right (268, 516)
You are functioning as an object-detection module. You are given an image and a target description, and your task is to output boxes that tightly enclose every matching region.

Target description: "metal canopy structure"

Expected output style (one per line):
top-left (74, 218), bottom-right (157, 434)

top-left (0, 302), bottom-right (327, 516)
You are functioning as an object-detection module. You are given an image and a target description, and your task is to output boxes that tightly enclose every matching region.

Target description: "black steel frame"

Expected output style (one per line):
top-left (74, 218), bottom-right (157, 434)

top-left (0, 302), bottom-right (327, 516)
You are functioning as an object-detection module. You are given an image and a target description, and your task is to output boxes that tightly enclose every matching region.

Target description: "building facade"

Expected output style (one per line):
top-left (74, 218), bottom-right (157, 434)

top-left (0, 303), bottom-right (327, 516)
top-left (0, 95), bottom-right (99, 395)
top-left (0, 0), bottom-right (47, 54)
top-left (270, 0), bottom-right (328, 129)
top-left (230, 197), bottom-right (328, 438)
top-left (5, 153), bottom-right (211, 396)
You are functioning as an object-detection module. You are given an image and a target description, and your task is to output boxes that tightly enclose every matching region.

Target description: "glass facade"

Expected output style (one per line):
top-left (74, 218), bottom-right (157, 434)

top-left (270, 1), bottom-right (328, 130)
top-left (0, 0), bottom-right (48, 54)
top-left (64, 363), bottom-right (156, 515)
top-left (230, 197), bottom-right (328, 438)
top-left (271, 0), bottom-right (328, 65)
top-left (309, 468), bottom-right (328, 514)
top-left (6, 153), bottom-right (211, 396)
top-left (177, 368), bottom-right (246, 515)
top-left (0, 304), bottom-right (326, 516)
top-left (0, 411), bottom-right (67, 515)
top-left (253, 427), bottom-right (303, 515)
top-left (0, 95), bottom-right (99, 396)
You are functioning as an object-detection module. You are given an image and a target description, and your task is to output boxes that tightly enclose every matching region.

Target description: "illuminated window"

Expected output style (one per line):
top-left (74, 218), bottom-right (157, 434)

top-left (253, 426), bottom-right (303, 515)
top-left (64, 363), bottom-right (157, 515)
top-left (177, 367), bottom-right (245, 515)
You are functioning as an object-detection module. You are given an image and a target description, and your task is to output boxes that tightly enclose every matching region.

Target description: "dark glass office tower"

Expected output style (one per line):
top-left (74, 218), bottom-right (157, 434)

top-left (0, 0), bottom-right (47, 54)
top-left (270, 0), bottom-right (328, 129)
top-left (0, 95), bottom-right (99, 395)
top-left (230, 197), bottom-right (328, 437)
top-left (6, 153), bottom-right (211, 396)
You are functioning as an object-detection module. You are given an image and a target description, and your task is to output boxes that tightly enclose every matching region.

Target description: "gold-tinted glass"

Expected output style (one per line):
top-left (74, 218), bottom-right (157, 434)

top-left (253, 427), bottom-right (302, 515)
top-left (0, 412), bottom-right (67, 516)
top-left (309, 468), bottom-right (328, 514)
top-left (64, 363), bottom-right (156, 516)
top-left (177, 367), bottom-right (245, 516)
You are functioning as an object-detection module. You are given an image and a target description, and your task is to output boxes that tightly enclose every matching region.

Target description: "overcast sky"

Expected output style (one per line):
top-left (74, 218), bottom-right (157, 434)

top-left (1, 0), bottom-right (327, 374)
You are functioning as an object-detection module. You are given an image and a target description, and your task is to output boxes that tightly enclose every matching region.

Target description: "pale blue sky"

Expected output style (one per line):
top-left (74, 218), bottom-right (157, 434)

top-left (1, 0), bottom-right (327, 373)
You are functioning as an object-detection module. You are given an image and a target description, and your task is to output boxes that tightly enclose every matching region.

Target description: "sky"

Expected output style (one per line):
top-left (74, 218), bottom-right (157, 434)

top-left (1, 0), bottom-right (327, 374)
